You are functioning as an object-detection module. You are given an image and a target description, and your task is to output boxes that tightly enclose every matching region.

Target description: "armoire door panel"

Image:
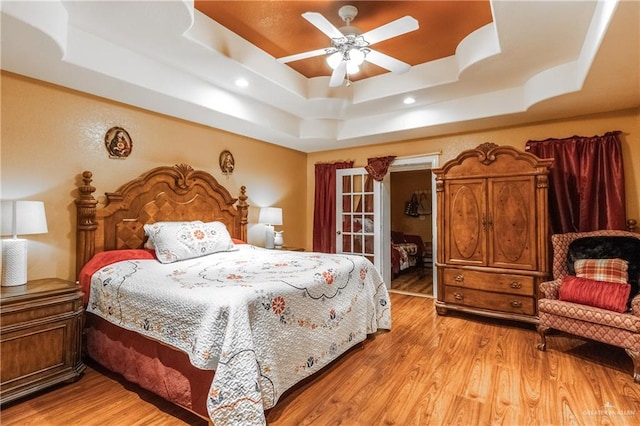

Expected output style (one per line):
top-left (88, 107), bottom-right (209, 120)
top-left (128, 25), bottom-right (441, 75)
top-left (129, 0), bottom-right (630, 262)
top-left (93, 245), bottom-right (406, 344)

top-left (488, 177), bottom-right (537, 270)
top-left (445, 179), bottom-right (486, 266)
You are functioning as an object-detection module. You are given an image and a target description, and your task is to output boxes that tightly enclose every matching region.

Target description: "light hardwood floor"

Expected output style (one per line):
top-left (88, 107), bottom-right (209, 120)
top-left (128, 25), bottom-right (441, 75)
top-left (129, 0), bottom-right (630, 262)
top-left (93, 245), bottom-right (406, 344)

top-left (2, 293), bottom-right (639, 425)
top-left (391, 268), bottom-right (433, 296)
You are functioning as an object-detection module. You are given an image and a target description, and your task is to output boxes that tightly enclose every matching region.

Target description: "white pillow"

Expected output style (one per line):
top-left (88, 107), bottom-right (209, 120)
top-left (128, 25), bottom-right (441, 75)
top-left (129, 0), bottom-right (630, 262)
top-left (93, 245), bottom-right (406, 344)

top-left (143, 221), bottom-right (202, 249)
top-left (143, 221), bottom-right (235, 263)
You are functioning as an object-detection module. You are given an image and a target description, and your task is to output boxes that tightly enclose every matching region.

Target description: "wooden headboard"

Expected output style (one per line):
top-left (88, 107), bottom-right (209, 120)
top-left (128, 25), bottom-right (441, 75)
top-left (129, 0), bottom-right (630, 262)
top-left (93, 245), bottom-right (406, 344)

top-left (75, 164), bottom-right (249, 278)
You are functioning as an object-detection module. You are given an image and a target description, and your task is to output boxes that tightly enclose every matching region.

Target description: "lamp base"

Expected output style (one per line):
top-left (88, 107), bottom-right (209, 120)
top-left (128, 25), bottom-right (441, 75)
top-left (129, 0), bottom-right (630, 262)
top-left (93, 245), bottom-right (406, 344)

top-left (274, 231), bottom-right (284, 249)
top-left (2, 239), bottom-right (28, 286)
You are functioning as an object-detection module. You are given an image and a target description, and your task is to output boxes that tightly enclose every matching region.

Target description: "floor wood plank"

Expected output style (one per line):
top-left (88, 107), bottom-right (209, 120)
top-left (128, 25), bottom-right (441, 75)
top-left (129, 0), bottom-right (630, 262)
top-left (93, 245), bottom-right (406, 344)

top-left (2, 293), bottom-right (639, 425)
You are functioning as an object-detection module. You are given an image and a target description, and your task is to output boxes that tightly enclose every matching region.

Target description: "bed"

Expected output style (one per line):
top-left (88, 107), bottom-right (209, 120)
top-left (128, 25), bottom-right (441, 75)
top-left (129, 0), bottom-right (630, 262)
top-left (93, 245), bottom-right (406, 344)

top-left (390, 231), bottom-right (425, 277)
top-left (74, 164), bottom-right (391, 426)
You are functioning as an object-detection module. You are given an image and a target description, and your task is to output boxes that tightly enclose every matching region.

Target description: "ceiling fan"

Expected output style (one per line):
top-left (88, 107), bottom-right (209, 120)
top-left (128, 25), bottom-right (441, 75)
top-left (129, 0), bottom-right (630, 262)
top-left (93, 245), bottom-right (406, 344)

top-left (277, 5), bottom-right (419, 87)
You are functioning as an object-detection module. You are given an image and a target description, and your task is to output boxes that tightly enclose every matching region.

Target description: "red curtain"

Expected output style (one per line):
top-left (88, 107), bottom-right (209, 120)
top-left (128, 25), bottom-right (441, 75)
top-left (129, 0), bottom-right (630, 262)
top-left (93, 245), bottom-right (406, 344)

top-left (313, 161), bottom-right (354, 253)
top-left (525, 131), bottom-right (626, 233)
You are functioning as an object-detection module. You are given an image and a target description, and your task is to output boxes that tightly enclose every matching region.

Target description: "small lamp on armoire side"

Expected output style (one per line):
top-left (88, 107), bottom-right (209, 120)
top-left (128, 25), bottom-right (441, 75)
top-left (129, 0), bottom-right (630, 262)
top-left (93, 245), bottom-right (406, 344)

top-left (258, 207), bottom-right (283, 249)
top-left (1, 200), bottom-right (49, 286)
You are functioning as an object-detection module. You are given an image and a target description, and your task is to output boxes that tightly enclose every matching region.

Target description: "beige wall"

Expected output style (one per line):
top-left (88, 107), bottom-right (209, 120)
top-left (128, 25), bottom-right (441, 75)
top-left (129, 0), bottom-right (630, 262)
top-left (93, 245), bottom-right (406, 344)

top-left (1, 71), bottom-right (307, 282)
top-left (2, 71), bottom-right (639, 283)
top-left (306, 108), bottom-right (640, 246)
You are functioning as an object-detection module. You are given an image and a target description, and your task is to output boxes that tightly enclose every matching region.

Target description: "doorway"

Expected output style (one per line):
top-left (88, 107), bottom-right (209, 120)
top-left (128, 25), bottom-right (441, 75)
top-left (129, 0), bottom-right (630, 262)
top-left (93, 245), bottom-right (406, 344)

top-left (390, 169), bottom-right (434, 296)
top-left (384, 154), bottom-right (439, 298)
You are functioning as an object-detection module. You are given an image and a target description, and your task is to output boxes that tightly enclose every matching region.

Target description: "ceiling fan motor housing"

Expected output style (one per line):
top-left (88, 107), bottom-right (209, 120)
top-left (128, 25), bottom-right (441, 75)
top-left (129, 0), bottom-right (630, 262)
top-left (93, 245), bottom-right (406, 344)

top-left (338, 5), bottom-right (358, 24)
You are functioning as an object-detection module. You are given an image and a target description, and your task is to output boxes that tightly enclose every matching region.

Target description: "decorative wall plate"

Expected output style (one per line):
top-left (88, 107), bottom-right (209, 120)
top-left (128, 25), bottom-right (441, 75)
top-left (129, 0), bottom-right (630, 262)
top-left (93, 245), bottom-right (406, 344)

top-left (105, 127), bottom-right (132, 159)
top-left (219, 150), bottom-right (235, 175)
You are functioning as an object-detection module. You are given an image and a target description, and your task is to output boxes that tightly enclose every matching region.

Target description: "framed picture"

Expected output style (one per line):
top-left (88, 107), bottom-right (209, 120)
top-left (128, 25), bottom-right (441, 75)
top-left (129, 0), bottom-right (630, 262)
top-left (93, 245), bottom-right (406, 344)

top-left (219, 150), bottom-right (235, 175)
top-left (104, 127), bottom-right (132, 159)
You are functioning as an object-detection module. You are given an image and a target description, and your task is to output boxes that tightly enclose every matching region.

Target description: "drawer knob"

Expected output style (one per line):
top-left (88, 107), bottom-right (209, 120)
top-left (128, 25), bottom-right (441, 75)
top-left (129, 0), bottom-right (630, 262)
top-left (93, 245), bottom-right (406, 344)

top-left (511, 300), bottom-right (522, 308)
top-left (454, 292), bottom-right (463, 301)
top-left (510, 281), bottom-right (522, 289)
top-left (454, 274), bottom-right (464, 283)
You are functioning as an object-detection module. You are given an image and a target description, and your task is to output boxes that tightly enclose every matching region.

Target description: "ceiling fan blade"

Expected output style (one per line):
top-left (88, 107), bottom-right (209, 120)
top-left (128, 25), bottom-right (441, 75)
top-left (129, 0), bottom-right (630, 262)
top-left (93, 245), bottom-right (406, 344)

top-left (329, 61), bottom-right (347, 87)
top-left (276, 48), bottom-right (328, 64)
top-left (361, 16), bottom-right (419, 45)
top-left (302, 12), bottom-right (344, 40)
top-left (365, 49), bottom-right (411, 74)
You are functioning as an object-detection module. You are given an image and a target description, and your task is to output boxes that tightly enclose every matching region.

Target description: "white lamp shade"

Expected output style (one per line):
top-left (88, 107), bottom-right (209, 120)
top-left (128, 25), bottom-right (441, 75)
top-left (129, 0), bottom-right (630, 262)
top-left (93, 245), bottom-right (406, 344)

top-left (1, 200), bottom-right (48, 237)
top-left (258, 207), bottom-right (283, 226)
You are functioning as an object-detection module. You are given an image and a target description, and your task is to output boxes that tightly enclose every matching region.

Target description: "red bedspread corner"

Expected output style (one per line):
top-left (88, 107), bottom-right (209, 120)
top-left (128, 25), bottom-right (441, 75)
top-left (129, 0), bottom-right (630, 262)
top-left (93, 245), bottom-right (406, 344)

top-left (79, 249), bottom-right (156, 306)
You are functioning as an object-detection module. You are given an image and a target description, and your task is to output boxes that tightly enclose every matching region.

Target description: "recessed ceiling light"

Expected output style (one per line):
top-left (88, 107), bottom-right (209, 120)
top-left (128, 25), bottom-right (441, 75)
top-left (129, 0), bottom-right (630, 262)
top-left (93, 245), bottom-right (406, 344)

top-left (403, 96), bottom-right (416, 105)
top-left (235, 78), bottom-right (249, 88)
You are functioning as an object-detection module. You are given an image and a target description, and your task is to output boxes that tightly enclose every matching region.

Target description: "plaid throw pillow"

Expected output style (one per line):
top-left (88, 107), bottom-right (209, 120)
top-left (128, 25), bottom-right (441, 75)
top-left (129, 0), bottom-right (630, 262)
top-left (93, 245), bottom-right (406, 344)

top-left (574, 258), bottom-right (629, 284)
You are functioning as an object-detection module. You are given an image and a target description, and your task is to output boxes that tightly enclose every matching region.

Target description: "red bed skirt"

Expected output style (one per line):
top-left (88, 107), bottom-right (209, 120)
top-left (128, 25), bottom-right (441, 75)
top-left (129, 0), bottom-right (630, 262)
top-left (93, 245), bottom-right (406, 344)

top-left (84, 313), bottom-right (214, 419)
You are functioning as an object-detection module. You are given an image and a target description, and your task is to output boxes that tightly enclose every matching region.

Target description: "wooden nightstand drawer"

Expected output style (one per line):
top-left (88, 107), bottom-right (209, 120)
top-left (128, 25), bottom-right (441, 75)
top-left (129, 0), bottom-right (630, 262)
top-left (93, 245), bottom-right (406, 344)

top-left (1, 297), bottom-right (80, 328)
top-left (0, 278), bottom-right (85, 405)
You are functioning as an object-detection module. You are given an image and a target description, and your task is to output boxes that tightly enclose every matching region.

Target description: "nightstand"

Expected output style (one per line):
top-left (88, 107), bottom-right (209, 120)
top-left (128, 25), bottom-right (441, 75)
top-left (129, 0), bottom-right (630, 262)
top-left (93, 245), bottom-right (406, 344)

top-left (0, 278), bottom-right (86, 405)
top-left (281, 246), bottom-right (305, 252)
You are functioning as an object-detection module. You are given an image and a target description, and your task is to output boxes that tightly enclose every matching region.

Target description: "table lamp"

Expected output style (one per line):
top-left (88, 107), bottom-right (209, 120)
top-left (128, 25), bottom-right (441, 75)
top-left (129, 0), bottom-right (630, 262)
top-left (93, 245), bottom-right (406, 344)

top-left (258, 207), bottom-right (282, 249)
top-left (1, 200), bottom-right (48, 286)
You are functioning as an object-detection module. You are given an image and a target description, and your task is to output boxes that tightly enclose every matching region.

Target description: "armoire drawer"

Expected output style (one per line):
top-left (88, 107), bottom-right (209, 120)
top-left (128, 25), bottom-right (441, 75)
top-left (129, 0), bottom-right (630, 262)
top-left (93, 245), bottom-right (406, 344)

top-left (444, 285), bottom-right (535, 315)
top-left (442, 268), bottom-right (534, 295)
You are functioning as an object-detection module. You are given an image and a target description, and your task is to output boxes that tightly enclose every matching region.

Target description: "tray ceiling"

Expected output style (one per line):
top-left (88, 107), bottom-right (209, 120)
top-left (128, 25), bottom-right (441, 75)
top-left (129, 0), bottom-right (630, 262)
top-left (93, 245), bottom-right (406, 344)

top-left (1, 1), bottom-right (638, 152)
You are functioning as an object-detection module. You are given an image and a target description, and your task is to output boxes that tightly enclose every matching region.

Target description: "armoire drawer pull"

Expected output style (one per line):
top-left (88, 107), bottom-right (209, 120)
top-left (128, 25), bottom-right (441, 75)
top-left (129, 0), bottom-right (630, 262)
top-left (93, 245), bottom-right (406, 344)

top-left (454, 292), bottom-right (464, 301)
top-left (510, 300), bottom-right (522, 308)
top-left (454, 274), bottom-right (464, 283)
top-left (510, 281), bottom-right (522, 289)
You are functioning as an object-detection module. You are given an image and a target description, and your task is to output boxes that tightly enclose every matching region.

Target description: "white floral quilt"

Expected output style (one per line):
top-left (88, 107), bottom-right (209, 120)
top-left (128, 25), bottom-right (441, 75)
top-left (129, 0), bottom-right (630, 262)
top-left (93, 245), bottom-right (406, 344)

top-left (86, 245), bottom-right (391, 425)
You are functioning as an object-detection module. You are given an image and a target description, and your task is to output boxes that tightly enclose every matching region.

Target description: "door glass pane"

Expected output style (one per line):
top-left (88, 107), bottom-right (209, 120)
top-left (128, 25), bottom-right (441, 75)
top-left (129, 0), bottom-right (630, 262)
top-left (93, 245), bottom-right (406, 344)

top-left (342, 194), bottom-right (352, 213)
top-left (354, 234), bottom-right (363, 254)
top-left (353, 174), bottom-right (362, 193)
top-left (342, 234), bottom-right (352, 252)
top-left (364, 235), bottom-right (374, 256)
top-left (364, 193), bottom-right (373, 213)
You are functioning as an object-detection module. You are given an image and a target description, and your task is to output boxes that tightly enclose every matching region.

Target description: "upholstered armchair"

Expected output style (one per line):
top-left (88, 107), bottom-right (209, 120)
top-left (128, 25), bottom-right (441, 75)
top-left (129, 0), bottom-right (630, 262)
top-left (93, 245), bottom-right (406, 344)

top-left (537, 227), bottom-right (640, 382)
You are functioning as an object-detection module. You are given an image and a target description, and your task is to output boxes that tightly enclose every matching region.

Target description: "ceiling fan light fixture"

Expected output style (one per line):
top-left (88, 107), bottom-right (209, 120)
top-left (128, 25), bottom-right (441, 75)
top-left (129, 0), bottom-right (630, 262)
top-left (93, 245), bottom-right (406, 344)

top-left (348, 48), bottom-right (365, 66)
top-left (346, 61), bottom-right (360, 75)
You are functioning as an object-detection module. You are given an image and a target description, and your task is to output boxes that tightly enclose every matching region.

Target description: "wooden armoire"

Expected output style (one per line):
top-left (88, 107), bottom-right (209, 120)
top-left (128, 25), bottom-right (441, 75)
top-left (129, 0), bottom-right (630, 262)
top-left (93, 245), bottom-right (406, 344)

top-left (433, 143), bottom-right (553, 324)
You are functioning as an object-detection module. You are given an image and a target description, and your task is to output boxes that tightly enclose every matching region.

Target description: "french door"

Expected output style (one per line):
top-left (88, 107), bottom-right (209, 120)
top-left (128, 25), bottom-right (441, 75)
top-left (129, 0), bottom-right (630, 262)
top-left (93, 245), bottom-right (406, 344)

top-left (335, 168), bottom-right (389, 285)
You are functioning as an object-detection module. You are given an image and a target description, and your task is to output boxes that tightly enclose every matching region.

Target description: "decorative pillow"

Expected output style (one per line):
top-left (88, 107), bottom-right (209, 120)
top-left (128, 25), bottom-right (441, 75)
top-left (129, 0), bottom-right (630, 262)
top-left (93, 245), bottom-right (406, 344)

top-left (567, 236), bottom-right (640, 301)
top-left (143, 221), bottom-right (202, 249)
top-left (559, 275), bottom-right (631, 313)
top-left (144, 221), bottom-right (235, 263)
top-left (574, 258), bottom-right (629, 284)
